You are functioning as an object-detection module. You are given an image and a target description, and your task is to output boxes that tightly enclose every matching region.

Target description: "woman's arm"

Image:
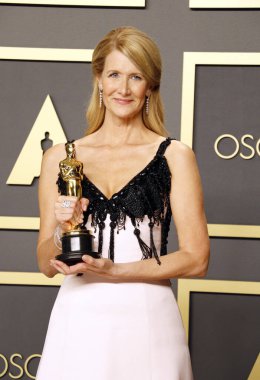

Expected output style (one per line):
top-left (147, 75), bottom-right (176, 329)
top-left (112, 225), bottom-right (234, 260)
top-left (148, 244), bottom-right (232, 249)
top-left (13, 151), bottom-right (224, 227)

top-left (51, 141), bottom-right (210, 281)
top-left (37, 144), bottom-right (87, 278)
top-left (37, 145), bottom-right (63, 277)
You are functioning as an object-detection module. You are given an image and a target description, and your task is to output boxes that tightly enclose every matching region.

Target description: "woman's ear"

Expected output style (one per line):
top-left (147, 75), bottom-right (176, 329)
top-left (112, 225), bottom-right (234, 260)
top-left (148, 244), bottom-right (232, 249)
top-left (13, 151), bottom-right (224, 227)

top-left (96, 77), bottom-right (102, 91)
top-left (146, 89), bottom-right (151, 97)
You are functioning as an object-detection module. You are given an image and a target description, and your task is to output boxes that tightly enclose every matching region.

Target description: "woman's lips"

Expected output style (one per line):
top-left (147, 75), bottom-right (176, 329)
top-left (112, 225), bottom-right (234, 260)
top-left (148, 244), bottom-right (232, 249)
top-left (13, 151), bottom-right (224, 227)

top-left (114, 98), bottom-right (133, 105)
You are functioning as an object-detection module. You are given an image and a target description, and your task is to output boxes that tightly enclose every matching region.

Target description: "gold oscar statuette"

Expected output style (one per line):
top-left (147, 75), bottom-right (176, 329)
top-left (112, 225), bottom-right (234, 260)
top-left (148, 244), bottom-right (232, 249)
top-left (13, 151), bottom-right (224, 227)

top-left (55, 142), bottom-right (100, 265)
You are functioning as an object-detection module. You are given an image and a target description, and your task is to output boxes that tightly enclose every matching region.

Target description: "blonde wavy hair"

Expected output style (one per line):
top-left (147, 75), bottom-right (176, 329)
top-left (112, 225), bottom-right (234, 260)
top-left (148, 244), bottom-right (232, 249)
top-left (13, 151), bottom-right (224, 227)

top-left (86, 26), bottom-right (168, 137)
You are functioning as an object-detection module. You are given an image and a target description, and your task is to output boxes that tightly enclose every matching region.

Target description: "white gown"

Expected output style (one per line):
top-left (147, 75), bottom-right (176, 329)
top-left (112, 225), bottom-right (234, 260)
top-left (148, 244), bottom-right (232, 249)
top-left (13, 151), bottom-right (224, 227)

top-left (36, 215), bottom-right (194, 380)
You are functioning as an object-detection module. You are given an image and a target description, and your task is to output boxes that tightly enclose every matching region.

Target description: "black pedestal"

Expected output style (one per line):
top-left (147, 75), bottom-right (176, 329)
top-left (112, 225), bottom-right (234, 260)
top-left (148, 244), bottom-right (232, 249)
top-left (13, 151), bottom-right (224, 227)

top-left (56, 230), bottom-right (100, 266)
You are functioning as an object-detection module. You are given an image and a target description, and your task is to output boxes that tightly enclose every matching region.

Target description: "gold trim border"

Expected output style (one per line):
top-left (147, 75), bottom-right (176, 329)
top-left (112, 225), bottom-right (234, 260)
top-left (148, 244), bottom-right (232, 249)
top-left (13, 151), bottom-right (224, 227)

top-left (0, 47), bottom-right (93, 231)
top-left (181, 52), bottom-right (260, 238)
top-left (0, 271), bottom-right (63, 286)
top-left (2, 217), bottom-right (260, 239)
top-left (190, 0), bottom-right (260, 8)
top-left (177, 278), bottom-right (260, 339)
top-left (208, 224), bottom-right (260, 238)
top-left (0, 47), bottom-right (93, 61)
top-left (0, 217), bottom-right (39, 230)
top-left (181, 52), bottom-right (260, 147)
top-left (0, 0), bottom-right (145, 6)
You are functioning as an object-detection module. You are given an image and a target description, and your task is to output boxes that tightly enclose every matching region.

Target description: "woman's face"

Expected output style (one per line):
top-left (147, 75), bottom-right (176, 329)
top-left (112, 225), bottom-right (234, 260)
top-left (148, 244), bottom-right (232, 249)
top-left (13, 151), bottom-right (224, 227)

top-left (98, 50), bottom-right (150, 122)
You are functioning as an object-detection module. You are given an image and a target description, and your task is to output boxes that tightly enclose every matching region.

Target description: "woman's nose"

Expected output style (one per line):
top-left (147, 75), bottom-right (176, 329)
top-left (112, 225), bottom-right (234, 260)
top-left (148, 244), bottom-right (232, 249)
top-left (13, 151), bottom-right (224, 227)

top-left (118, 77), bottom-right (130, 95)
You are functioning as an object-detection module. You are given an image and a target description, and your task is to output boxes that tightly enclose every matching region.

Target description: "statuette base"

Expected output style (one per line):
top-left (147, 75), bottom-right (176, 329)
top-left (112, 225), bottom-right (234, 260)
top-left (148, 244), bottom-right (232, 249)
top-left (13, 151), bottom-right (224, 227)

top-left (56, 229), bottom-right (100, 266)
top-left (56, 251), bottom-right (101, 266)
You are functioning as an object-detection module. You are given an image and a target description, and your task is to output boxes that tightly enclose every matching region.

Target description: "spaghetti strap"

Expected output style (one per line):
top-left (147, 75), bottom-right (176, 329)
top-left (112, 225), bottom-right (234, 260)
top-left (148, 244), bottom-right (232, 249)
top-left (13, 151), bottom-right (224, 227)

top-left (155, 137), bottom-right (175, 157)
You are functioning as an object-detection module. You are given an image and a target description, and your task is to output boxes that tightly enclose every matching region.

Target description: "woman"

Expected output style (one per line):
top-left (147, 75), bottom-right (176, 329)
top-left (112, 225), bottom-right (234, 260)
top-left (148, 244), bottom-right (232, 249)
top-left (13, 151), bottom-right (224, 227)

top-left (36, 26), bottom-right (209, 380)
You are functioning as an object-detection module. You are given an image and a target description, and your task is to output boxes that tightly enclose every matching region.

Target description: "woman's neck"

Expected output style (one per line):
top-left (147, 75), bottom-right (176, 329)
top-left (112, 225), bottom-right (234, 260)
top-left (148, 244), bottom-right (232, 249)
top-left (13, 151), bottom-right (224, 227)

top-left (94, 113), bottom-right (150, 146)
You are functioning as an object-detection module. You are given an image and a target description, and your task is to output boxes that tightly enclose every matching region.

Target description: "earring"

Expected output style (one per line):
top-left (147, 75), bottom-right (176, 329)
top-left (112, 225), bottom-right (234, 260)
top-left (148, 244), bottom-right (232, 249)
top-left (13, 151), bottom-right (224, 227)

top-left (99, 88), bottom-right (103, 108)
top-left (145, 96), bottom-right (150, 115)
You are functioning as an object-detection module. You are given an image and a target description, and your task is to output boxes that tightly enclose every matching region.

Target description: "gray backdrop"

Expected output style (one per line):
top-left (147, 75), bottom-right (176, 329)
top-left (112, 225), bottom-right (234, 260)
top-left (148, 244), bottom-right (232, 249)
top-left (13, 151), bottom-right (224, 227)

top-left (0, 1), bottom-right (260, 379)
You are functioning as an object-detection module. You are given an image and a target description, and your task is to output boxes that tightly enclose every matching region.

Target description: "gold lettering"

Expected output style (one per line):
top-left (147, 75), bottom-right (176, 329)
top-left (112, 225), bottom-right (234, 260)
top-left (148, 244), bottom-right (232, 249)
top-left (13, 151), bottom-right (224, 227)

top-left (0, 354), bottom-right (8, 377)
top-left (9, 353), bottom-right (23, 379)
top-left (240, 134), bottom-right (255, 159)
top-left (24, 354), bottom-right (41, 380)
top-left (214, 134), bottom-right (239, 159)
top-left (214, 134), bottom-right (260, 160)
top-left (256, 138), bottom-right (260, 157)
top-left (6, 94), bottom-right (67, 185)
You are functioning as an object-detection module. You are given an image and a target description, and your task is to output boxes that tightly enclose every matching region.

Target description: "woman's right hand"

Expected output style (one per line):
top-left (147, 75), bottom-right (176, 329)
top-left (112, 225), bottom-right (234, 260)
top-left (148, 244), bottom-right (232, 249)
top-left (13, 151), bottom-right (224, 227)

top-left (54, 196), bottom-right (89, 232)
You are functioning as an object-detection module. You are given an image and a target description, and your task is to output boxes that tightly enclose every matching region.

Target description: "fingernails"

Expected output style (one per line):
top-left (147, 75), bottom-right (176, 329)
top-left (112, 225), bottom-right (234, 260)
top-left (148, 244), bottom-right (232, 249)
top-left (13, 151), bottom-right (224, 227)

top-left (50, 259), bottom-right (65, 274)
top-left (83, 255), bottom-right (93, 263)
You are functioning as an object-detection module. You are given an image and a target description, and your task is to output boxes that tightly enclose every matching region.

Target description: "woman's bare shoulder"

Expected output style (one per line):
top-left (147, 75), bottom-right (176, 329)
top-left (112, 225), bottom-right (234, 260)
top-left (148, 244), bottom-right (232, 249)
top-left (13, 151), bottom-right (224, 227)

top-left (166, 139), bottom-right (195, 161)
top-left (41, 143), bottom-right (66, 171)
top-left (164, 139), bottom-right (198, 182)
top-left (74, 134), bottom-right (98, 147)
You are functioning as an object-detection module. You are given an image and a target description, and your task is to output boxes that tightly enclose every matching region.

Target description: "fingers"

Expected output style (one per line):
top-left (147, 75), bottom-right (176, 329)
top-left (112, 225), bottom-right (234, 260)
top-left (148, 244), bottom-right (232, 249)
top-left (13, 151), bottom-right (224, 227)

top-left (81, 198), bottom-right (89, 212)
top-left (55, 196), bottom-right (89, 226)
top-left (82, 256), bottom-right (114, 274)
top-left (73, 201), bottom-right (84, 224)
top-left (55, 196), bottom-right (77, 222)
top-left (50, 256), bottom-right (112, 276)
top-left (82, 255), bottom-right (101, 267)
top-left (50, 259), bottom-right (69, 275)
top-left (50, 258), bottom-right (91, 275)
top-left (57, 196), bottom-right (78, 211)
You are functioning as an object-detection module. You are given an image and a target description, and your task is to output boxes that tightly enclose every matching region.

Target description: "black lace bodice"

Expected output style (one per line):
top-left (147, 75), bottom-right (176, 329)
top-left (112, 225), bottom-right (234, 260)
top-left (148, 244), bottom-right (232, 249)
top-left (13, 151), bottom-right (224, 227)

top-left (57, 137), bottom-right (174, 264)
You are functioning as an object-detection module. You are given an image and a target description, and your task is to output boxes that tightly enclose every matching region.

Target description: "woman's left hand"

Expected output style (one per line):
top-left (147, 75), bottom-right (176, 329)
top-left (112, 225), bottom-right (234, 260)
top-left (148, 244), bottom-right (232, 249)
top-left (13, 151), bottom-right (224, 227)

top-left (50, 255), bottom-right (117, 278)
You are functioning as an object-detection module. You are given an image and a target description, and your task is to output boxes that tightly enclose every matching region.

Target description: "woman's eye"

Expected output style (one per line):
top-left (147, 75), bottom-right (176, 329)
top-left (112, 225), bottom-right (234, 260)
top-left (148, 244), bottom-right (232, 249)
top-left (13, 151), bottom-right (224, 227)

top-left (131, 75), bottom-right (142, 80)
top-left (109, 72), bottom-right (118, 78)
